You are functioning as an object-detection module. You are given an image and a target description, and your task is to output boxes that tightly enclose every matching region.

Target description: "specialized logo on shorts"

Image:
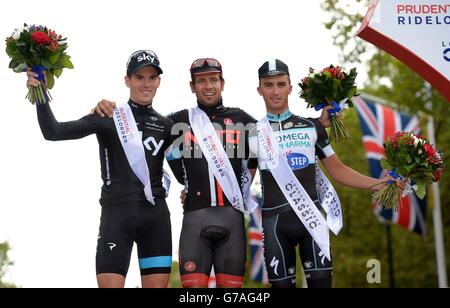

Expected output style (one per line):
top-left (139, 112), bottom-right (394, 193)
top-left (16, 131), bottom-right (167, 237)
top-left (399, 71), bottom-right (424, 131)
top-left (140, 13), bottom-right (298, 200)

top-left (184, 261), bottom-right (197, 272)
top-left (287, 153), bottom-right (309, 170)
top-left (288, 267), bottom-right (296, 275)
top-left (318, 250), bottom-right (327, 266)
top-left (304, 261), bottom-right (313, 269)
top-left (270, 256), bottom-right (280, 276)
top-left (107, 243), bottom-right (117, 251)
top-left (224, 118), bottom-right (233, 125)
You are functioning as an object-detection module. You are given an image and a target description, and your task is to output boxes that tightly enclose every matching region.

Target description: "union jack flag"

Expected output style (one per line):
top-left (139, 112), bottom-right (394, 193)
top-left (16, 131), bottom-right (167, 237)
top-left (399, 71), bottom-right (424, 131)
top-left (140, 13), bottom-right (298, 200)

top-left (354, 94), bottom-right (427, 237)
top-left (247, 197), bottom-right (269, 285)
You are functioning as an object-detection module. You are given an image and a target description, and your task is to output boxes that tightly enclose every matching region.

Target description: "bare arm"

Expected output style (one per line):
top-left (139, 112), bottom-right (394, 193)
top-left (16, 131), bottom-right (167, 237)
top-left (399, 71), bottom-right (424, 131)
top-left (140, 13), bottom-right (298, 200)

top-left (321, 154), bottom-right (387, 191)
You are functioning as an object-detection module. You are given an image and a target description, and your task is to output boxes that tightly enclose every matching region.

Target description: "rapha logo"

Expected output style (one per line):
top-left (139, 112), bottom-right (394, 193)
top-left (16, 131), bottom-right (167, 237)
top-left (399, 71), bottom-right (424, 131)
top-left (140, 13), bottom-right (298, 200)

top-left (137, 52), bottom-right (155, 63)
top-left (270, 256), bottom-right (280, 276)
top-left (107, 243), bottom-right (117, 251)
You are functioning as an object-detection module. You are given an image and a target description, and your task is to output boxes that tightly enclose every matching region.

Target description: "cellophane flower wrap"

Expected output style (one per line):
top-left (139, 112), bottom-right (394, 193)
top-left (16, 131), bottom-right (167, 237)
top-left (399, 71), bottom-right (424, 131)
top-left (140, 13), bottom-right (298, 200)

top-left (5, 24), bottom-right (74, 105)
top-left (299, 65), bottom-right (358, 143)
top-left (374, 131), bottom-right (444, 210)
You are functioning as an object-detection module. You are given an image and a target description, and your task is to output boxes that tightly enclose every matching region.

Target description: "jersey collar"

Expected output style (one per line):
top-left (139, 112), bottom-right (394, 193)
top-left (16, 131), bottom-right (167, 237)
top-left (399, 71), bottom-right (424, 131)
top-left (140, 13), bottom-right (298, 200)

top-left (128, 99), bottom-right (154, 112)
top-left (267, 109), bottom-right (293, 122)
top-left (197, 99), bottom-right (225, 115)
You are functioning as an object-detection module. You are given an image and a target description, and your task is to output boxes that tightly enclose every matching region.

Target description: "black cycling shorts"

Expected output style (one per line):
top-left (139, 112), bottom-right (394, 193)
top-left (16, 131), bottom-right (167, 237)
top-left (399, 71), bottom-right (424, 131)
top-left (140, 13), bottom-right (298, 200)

top-left (96, 199), bottom-right (172, 277)
top-left (179, 206), bottom-right (246, 287)
top-left (262, 205), bottom-right (332, 287)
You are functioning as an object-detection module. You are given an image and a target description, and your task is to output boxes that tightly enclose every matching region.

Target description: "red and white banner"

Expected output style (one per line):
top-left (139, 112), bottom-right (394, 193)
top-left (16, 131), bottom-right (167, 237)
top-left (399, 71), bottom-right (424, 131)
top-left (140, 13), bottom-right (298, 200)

top-left (357, 0), bottom-right (450, 102)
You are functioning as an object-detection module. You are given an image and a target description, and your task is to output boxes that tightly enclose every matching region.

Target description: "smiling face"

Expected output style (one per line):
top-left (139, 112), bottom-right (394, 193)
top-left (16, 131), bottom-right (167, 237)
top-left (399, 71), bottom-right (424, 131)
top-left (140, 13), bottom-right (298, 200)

top-left (257, 74), bottom-right (292, 114)
top-left (190, 72), bottom-right (224, 107)
top-left (125, 66), bottom-right (161, 105)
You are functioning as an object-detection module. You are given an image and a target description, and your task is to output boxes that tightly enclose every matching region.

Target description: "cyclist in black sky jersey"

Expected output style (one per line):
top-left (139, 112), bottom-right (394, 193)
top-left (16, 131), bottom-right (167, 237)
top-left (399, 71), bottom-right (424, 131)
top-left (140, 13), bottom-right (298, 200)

top-left (250, 59), bottom-right (405, 288)
top-left (26, 50), bottom-right (173, 288)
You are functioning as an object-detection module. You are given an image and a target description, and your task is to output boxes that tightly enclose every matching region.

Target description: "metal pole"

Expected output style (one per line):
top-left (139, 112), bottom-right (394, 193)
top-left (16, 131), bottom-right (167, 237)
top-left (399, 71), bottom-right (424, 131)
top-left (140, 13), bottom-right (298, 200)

top-left (386, 224), bottom-right (395, 288)
top-left (427, 109), bottom-right (448, 288)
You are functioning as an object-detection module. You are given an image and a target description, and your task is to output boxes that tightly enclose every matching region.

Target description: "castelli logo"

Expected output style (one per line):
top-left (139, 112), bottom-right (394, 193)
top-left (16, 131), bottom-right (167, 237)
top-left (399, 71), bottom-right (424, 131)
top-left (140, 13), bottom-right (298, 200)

top-left (184, 261), bottom-right (196, 272)
top-left (224, 118), bottom-right (233, 125)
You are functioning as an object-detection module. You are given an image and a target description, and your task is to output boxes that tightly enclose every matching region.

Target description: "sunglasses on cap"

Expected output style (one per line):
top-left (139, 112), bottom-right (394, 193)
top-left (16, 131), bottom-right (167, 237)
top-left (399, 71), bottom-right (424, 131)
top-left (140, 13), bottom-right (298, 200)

top-left (190, 58), bottom-right (222, 71)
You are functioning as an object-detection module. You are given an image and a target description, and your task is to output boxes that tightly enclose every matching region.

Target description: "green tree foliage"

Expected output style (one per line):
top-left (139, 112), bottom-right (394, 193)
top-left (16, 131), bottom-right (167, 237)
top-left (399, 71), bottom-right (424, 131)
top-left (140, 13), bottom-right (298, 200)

top-left (0, 242), bottom-right (16, 288)
top-left (321, 0), bottom-right (450, 287)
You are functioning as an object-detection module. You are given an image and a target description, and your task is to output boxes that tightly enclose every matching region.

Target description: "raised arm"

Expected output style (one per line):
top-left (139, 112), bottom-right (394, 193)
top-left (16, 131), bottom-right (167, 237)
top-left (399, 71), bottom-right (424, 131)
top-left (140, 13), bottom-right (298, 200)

top-left (37, 104), bottom-right (104, 141)
top-left (27, 71), bottom-right (105, 141)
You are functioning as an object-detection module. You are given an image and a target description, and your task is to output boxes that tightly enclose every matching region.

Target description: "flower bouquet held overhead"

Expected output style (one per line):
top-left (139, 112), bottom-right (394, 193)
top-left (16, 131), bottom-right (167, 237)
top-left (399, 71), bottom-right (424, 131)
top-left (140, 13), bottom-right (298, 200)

top-left (373, 132), bottom-right (444, 210)
top-left (5, 24), bottom-right (74, 105)
top-left (299, 65), bottom-right (358, 143)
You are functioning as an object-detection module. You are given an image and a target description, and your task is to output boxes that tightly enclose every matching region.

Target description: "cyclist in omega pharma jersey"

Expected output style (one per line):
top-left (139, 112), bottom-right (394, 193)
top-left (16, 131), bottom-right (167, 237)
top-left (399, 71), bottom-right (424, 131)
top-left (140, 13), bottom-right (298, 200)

top-left (92, 58), bottom-right (332, 288)
top-left (26, 50), bottom-right (173, 288)
top-left (250, 59), bottom-right (406, 288)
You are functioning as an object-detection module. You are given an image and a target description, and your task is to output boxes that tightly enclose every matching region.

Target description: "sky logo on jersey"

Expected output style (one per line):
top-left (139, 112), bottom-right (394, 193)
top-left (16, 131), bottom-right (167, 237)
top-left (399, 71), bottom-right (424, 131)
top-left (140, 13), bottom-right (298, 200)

top-left (287, 153), bottom-right (309, 170)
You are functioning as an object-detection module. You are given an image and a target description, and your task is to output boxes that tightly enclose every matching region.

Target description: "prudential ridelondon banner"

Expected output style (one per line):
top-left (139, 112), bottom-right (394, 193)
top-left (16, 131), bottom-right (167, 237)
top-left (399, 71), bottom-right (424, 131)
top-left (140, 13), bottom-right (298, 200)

top-left (357, 0), bottom-right (450, 102)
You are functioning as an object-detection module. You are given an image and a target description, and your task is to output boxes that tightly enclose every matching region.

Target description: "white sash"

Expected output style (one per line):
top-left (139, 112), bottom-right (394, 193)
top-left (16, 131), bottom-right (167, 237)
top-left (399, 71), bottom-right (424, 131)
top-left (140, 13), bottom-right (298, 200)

top-left (188, 107), bottom-right (257, 214)
top-left (113, 104), bottom-right (155, 205)
top-left (241, 159), bottom-right (258, 213)
top-left (256, 117), bottom-right (331, 260)
top-left (317, 167), bottom-right (343, 235)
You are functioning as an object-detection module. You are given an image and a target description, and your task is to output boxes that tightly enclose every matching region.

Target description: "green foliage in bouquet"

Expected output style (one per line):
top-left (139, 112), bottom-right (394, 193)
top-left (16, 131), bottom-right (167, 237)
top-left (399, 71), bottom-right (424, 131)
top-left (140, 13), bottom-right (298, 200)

top-left (5, 24), bottom-right (73, 104)
top-left (299, 65), bottom-right (358, 109)
top-left (299, 65), bottom-right (358, 143)
top-left (374, 132), bottom-right (444, 209)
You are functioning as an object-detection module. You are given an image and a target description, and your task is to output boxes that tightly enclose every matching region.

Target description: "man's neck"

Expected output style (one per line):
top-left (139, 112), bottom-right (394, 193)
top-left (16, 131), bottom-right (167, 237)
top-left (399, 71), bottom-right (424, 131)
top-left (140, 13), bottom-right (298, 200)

top-left (134, 101), bottom-right (152, 106)
top-left (129, 99), bottom-right (153, 109)
top-left (197, 99), bottom-right (224, 112)
top-left (266, 106), bottom-right (289, 115)
top-left (266, 108), bottom-right (292, 122)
